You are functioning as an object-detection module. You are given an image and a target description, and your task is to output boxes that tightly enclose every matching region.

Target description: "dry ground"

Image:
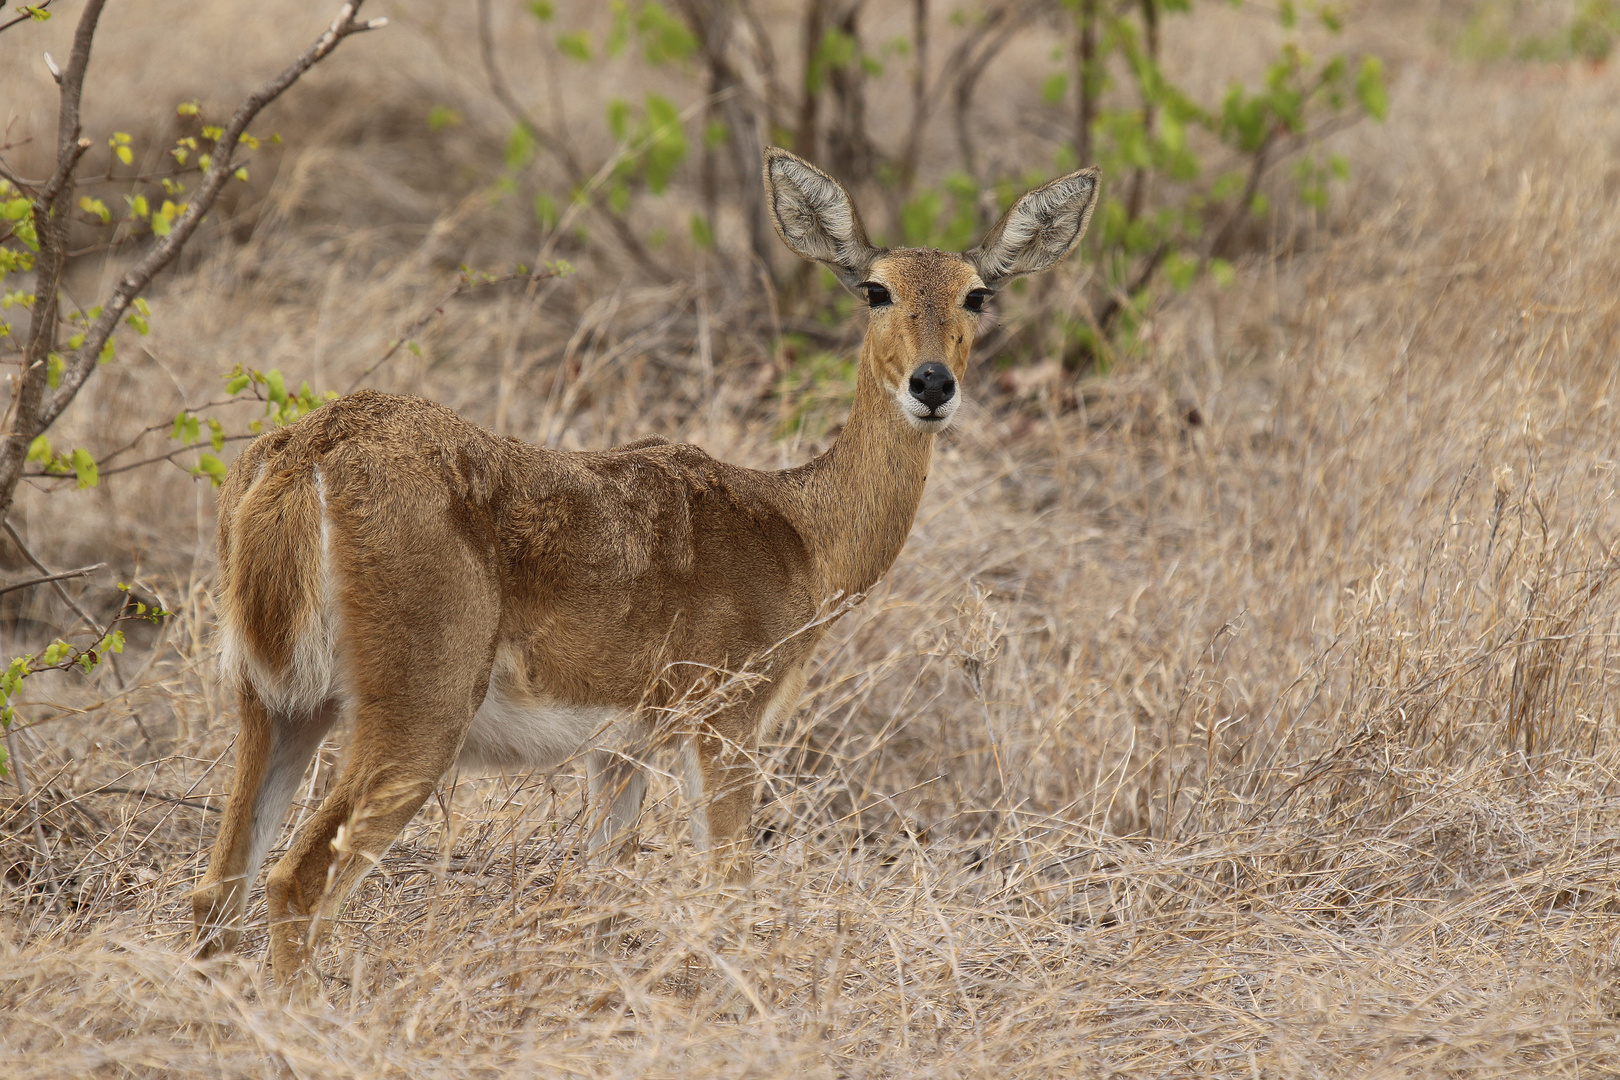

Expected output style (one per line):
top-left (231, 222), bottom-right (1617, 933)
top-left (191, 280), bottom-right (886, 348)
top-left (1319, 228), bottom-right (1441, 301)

top-left (5, 1), bottom-right (1620, 1076)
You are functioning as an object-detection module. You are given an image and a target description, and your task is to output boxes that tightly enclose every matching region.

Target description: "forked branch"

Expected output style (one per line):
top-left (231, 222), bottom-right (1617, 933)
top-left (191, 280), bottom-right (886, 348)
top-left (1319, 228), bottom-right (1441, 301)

top-left (0, 0), bottom-right (383, 524)
top-left (40, 1), bottom-right (386, 430)
top-left (474, 0), bottom-right (666, 278)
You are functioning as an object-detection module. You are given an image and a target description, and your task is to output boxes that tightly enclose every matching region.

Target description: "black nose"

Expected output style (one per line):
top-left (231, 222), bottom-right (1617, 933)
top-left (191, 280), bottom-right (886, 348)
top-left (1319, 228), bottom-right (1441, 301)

top-left (908, 362), bottom-right (956, 412)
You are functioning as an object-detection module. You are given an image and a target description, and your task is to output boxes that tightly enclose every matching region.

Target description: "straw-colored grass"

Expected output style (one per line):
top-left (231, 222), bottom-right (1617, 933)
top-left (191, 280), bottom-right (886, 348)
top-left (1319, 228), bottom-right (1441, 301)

top-left (5, 2), bottom-right (1620, 1076)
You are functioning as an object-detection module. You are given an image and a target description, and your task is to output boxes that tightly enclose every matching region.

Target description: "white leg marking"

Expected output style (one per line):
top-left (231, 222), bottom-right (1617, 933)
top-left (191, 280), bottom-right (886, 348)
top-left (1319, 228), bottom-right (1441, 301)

top-left (244, 701), bottom-right (339, 886)
top-left (681, 739), bottom-right (711, 852)
top-left (586, 748), bottom-right (647, 858)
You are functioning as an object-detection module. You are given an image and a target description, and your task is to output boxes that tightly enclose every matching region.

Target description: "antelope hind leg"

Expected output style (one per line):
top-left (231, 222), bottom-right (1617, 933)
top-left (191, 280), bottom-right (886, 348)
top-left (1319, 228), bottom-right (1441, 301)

top-left (261, 546), bottom-right (500, 998)
top-left (192, 686), bottom-right (336, 959)
top-left (262, 743), bottom-right (455, 1002)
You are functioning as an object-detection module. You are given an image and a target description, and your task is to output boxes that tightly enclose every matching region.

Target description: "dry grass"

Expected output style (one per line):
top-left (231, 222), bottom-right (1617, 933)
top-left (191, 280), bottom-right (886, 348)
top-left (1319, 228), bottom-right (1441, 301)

top-left (5, 1), bottom-right (1620, 1076)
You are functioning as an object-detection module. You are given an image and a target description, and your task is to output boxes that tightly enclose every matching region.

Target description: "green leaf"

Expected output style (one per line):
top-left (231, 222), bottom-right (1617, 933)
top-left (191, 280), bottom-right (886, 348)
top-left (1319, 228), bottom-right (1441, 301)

top-left (1209, 258), bottom-right (1235, 288)
top-left (1355, 56), bottom-right (1388, 122)
top-left (556, 29), bottom-right (592, 61)
top-left (46, 352), bottom-right (62, 389)
top-left (264, 368), bottom-right (287, 406)
top-left (195, 453), bottom-right (228, 486)
top-left (70, 447), bottom-right (98, 488)
top-left (689, 213), bottom-right (714, 249)
top-left (606, 0), bottom-right (631, 57)
top-left (504, 123), bottom-right (537, 170)
top-left (78, 196), bottom-right (110, 223)
top-left (26, 435), bottom-right (50, 465)
top-left (528, 0), bottom-right (554, 20)
top-left (99, 338), bottom-right (114, 364)
top-left (1164, 251), bottom-right (1197, 291)
top-left (1042, 73), bottom-right (1069, 106)
top-left (641, 93), bottom-right (687, 193)
top-left (427, 105), bottom-right (461, 132)
top-left (606, 98), bottom-right (631, 141)
top-left (899, 190), bottom-right (943, 247)
top-left (634, 1), bottom-right (698, 65)
top-left (815, 27), bottom-right (858, 80)
top-left (126, 313), bottom-right (149, 335)
top-left (14, 216), bottom-right (39, 251)
top-left (1, 656), bottom-right (27, 698)
top-left (533, 192), bottom-right (558, 229)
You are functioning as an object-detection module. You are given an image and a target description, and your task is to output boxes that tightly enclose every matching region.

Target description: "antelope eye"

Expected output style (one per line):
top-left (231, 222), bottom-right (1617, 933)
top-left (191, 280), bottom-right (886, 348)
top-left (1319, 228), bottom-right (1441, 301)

top-left (858, 281), bottom-right (892, 307)
top-left (964, 287), bottom-right (994, 313)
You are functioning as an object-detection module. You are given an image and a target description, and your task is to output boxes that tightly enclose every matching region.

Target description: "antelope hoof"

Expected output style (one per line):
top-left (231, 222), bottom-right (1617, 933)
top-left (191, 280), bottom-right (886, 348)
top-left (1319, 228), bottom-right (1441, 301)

top-left (190, 886), bottom-right (241, 959)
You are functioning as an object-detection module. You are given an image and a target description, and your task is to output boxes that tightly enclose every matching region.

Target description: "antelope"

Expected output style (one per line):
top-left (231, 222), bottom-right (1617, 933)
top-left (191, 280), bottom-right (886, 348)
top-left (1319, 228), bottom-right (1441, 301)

top-left (191, 147), bottom-right (1099, 991)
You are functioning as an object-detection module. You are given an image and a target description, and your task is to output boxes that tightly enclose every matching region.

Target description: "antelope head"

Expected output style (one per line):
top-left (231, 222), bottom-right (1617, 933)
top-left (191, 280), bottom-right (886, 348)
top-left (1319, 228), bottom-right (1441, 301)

top-left (763, 147), bottom-right (1100, 433)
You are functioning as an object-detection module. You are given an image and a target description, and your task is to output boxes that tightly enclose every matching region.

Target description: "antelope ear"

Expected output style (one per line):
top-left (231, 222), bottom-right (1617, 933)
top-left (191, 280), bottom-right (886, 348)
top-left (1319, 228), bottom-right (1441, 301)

top-left (966, 167), bottom-right (1100, 288)
top-left (762, 146), bottom-right (880, 290)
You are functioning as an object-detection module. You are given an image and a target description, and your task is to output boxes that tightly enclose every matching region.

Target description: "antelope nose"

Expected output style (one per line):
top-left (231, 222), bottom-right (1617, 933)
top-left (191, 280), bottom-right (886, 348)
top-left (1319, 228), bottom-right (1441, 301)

top-left (908, 362), bottom-right (956, 412)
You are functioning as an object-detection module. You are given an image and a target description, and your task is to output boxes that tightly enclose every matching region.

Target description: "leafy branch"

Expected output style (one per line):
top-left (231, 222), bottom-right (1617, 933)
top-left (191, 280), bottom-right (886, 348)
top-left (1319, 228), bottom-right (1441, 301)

top-left (0, 0), bottom-right (385, 522)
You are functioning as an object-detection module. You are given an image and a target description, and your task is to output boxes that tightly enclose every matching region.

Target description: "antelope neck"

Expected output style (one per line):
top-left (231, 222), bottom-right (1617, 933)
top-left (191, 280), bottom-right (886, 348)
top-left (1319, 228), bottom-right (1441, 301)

top-left (790, 338), bottom-right (936, 601)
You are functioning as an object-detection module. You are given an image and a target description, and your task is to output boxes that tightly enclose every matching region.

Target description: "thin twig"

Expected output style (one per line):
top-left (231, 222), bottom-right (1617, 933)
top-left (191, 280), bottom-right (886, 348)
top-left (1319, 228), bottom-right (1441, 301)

top-left (0, 562), bottom-right (103, 598)
top-left (2, 520), bottom-right (109, 642)
top-left (3, 724), bottom-right (51, 859)
top-left (48, 433), bottom-right (257, 480)
top-left (0, 519), bottom-right (127, 695)
top-left (76, 783), bottom-right (219, 811)
top-left (0, 0), bottom-right (53, 36)
top-left (345, 269), bottom-right (563, 395)
top-left (90, 395), bottom-right (257, 469)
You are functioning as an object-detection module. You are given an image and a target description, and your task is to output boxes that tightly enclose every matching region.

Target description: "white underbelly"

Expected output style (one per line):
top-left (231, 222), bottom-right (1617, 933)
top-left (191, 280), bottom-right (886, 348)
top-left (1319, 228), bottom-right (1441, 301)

top-left (459, 679), bottom-right (621, 772)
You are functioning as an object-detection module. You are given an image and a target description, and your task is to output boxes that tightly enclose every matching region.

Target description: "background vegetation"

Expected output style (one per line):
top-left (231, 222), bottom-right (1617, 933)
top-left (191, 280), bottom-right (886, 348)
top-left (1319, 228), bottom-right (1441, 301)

top-left (3, 0), bottom-right (1620, 1076)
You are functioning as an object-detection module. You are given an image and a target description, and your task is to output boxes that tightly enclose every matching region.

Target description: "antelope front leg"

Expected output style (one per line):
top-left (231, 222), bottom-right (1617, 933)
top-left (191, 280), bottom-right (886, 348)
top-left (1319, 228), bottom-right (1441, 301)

top-left (685, 729), bottom-right (759, 885)
top-left (586, 746), bottom-right (648, 867)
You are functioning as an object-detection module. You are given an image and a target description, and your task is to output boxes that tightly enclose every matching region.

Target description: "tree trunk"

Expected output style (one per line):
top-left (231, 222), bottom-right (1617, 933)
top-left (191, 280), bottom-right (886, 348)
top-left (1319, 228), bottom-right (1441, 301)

top-left (0, 0), bottom-right (107, 522)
